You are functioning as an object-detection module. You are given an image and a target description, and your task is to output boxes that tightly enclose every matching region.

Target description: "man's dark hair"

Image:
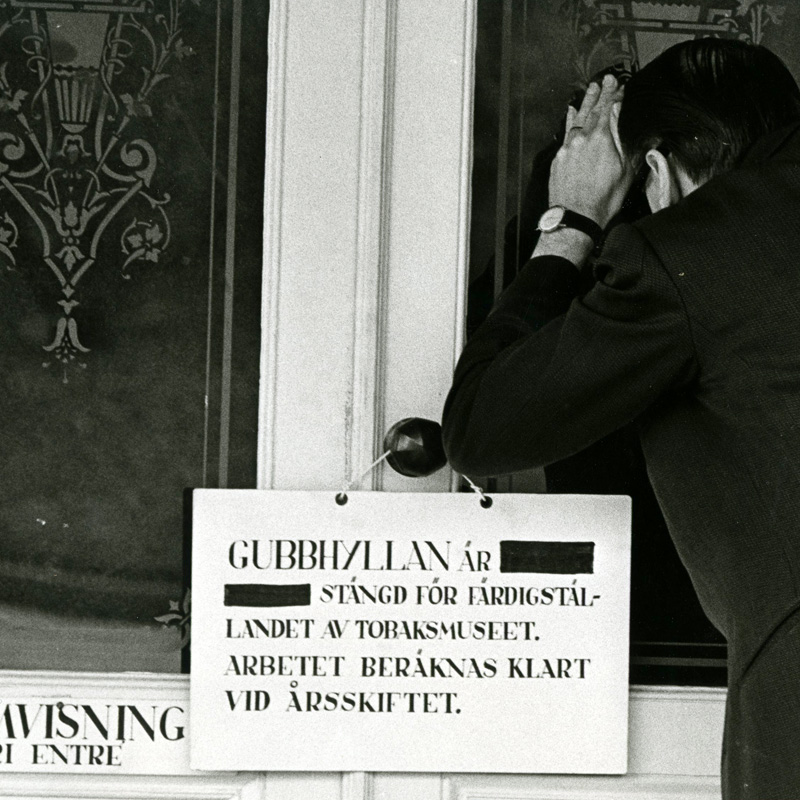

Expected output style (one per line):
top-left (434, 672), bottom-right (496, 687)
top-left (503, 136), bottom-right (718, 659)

top-left (619, 38), bottom-right (800, 183)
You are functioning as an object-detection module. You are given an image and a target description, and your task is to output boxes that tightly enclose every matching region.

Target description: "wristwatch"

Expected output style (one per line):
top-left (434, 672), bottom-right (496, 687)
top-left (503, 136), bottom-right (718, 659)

top-left (536, 205), bottom-right (603, 246)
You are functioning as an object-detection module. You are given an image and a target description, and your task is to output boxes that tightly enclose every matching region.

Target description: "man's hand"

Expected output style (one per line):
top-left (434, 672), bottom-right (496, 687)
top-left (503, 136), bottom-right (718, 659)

top-left (548, 74), bottom-right (634, 229)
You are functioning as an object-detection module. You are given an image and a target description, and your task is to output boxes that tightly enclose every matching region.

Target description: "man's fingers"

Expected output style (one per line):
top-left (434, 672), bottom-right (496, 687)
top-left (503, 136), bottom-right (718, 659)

top-left (587, 75), bottom-right (621, 131)
top-left (550, 76), bottom-right (634, 226)
top-left (566, 104), bottom-right (578, 131)
top-left (573, 81), bottom-right (600, 127)
top-left (597, 74), bottom-right (619, 107)
top-left (610, 101), bottom-right (625, 158)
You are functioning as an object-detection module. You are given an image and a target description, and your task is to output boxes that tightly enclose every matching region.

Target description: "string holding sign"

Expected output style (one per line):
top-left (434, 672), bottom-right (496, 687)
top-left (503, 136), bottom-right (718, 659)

top-left (461, 474), bottom-right (493, 509)
top-left (337, 417), bottom-right (492, 509)
top-left (336, 451), bottom-right (391, 505)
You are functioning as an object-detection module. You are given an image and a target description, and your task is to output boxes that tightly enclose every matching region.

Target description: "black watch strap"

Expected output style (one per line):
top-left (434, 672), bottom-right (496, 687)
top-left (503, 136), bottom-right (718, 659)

top-left (560, 209), bottom-right (603, 245)
top-left (537, 205), bottom-right (604, 246)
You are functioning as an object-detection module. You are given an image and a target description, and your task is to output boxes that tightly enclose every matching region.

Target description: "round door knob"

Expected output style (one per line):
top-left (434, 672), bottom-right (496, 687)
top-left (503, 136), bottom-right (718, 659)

top-left (383, 417), bottom-right (447, 478)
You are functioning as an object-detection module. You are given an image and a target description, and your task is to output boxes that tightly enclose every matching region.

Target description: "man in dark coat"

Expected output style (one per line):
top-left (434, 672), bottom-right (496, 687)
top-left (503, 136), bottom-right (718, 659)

top-left (442, 39), bottom-right (800, 799)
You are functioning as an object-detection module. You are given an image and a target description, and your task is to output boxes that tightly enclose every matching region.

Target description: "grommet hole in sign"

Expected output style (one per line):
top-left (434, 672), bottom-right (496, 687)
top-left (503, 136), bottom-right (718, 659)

top-left (336, 417), bottom-right (492, 508)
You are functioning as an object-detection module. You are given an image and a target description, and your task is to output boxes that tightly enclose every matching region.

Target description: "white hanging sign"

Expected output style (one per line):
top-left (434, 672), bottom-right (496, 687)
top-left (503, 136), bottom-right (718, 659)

top-left (190, 490), bottom-right (631, 773)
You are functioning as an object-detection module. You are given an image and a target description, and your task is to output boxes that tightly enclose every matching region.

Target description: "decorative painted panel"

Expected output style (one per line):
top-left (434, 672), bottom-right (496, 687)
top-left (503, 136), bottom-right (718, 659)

top-left (0, 0), bottom-right (268, 672)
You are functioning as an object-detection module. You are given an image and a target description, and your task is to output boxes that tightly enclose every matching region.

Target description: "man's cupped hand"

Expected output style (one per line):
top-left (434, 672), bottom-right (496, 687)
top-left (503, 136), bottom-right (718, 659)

top-left (549, 74), bottom-right (635, 229)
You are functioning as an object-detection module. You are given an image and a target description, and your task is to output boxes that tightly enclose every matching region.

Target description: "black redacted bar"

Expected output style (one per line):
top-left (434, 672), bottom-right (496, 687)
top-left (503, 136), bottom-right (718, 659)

top-left (499, 541), bottom-right (595, 574)
top-left (224, 583), bottom-right (312, 607)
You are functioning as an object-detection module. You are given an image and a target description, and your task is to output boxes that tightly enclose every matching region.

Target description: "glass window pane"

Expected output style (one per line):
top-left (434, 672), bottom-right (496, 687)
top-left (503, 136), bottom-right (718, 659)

top-left (0, 0), bottom-right (268, 673)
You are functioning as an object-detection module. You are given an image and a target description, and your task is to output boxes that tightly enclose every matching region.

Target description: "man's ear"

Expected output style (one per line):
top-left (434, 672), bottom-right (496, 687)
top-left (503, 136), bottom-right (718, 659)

top-left (644, 148), bottom-right (682, 212)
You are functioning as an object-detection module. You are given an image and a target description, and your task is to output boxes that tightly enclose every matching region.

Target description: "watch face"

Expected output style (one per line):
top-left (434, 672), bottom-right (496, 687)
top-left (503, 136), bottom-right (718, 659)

top-left (538, 205), bottom-right (566, 232)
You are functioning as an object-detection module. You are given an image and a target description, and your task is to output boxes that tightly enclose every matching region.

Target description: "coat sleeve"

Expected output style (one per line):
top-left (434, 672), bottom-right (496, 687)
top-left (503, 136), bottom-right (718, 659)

top-left (441, 223), bottom-right (698, 477)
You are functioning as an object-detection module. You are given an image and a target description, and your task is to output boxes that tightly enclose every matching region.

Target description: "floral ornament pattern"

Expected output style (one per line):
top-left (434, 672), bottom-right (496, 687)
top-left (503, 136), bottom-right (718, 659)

top-left (121, 215), bottom-right (171, 274)
top-left (0, 0), bottom-right (198, 382)
top-left (0, 210), bottom-right (18, 267)
top-left (155, 588), bottom-right (191, 648)
top-left (734, 1), bottom-right (785, 44)
top-left (0, 64), bottom-right (26, 114)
